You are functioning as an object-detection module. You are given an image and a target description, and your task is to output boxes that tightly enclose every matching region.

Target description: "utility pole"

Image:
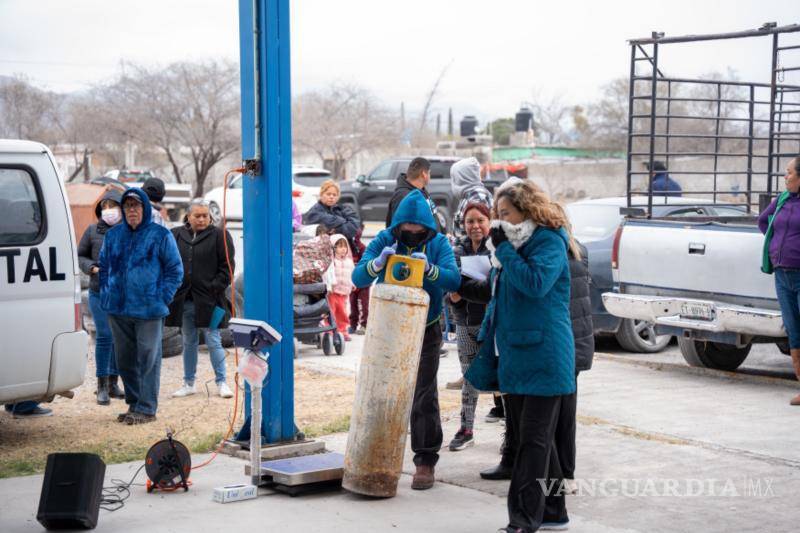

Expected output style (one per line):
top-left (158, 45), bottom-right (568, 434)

top-left (237, 0), bottom-right (294, 443)
top-left (447, 107), bottom-right (453, 137)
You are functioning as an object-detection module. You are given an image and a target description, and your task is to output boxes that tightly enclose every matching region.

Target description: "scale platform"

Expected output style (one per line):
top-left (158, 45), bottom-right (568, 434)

top-left (257, 452), bottom-right (344, 487)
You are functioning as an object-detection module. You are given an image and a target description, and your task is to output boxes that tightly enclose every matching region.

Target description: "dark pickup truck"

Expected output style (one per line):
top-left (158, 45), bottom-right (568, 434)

top-left (339, 155), bottom-right (506, 232)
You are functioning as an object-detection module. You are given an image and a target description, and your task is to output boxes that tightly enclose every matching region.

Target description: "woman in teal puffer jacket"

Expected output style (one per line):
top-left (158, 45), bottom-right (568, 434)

top-left (466, 180), bottom-right (578, 533)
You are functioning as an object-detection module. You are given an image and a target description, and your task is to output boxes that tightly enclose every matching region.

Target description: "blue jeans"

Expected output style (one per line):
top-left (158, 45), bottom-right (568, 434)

top-left (775, 268), bottom-right (800, 349)
top-left (108, 315), bottom-right (163, 415)
top-left (182, 300), bottom-right (227, 386)
top-left (88, 291), bottom-right (118, 377)
top-left (4, 401), bottom-right (39, 414)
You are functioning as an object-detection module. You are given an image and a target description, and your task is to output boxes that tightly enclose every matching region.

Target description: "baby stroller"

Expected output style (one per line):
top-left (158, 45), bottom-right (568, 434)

top-left (293, 281), bottom-right (345, 356)
top-left (292, 232), bottom-right (346, 356)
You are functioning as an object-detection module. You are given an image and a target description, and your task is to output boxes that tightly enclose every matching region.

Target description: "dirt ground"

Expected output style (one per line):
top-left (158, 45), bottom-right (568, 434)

top-left (0, 347), bottom-right (462, 478)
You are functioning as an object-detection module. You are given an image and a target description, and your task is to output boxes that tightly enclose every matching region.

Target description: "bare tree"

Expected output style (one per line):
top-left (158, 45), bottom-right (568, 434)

top-left (529, 90), bottom-right (571, 145)
top-left (101, 60), bottom-right (240, 196)
top-left (0, 75), bottom-right (58, 143)
top-left (418, 61), bottom-right (452, 133)
top-left (293, 83), bottom-right (398, 179)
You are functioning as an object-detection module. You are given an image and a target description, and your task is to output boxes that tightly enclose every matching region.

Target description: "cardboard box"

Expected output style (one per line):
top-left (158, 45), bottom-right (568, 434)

top-left (212, 484), bottom-right (257, 504)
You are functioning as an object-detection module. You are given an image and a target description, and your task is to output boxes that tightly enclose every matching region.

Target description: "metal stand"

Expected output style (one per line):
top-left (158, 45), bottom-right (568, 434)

top-left (250, 382), bottom-right (262, 487)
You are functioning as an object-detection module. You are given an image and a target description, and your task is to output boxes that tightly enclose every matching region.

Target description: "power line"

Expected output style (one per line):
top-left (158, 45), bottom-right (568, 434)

top-left (0, 59), bottom-right (115, 68)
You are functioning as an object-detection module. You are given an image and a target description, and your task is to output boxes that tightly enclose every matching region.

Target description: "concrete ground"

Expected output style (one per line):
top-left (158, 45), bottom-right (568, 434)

top-left (2, 333), bottom-right (799, 532)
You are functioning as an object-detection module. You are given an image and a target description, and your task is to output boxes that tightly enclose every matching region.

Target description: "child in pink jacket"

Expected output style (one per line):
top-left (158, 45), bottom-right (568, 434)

top-left (326, 234), bottom-right (355, 341)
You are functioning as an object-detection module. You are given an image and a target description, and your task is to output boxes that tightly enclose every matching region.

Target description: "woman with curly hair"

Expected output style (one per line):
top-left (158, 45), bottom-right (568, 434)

top-left (467, 180), bottom-right (578, 532)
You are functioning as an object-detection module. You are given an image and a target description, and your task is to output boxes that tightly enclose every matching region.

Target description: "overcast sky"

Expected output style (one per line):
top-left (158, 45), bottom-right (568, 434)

top-left (1, 0), bottom-right (798, 124)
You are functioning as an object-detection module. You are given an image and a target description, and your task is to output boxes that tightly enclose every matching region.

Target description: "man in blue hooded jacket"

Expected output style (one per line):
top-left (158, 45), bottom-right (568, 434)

top-left (353, 189), bottom-right (460, 490)
top-left (99, 188), bottom-right (183, 425)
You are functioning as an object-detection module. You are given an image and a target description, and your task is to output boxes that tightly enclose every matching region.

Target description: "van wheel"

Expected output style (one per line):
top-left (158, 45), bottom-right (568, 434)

top-left (678, 337), bottom-right (751, 371)
top-left (615, 319), bottom-right (671, 353)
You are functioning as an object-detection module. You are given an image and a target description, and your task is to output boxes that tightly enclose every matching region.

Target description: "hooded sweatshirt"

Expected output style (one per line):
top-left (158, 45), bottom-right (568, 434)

top-left (98, 188), bottom-right (183, 319)
top-left (759, 192), bottom-right (800, 269)
top-left (354, 189), bottom-right (460, 324)
top-left (328, 234), bottom-right (355, 295)
top-left (78, 188), bottom-right (123, 293)
top-left (451, 157), bottom-right (492, 240)
top-left (385, 173), bottom-right (442, 232)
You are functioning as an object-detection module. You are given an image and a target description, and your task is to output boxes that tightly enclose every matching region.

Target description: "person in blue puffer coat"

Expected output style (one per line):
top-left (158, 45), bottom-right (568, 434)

top-left (352, 189), bottom-right (460, 490)
top-left (466, 180), bottom-right (578, 533)
top-left (99, 187), bottom-right (183, 425)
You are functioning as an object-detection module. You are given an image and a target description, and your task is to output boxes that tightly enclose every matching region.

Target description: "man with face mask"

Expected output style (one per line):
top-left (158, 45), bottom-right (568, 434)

top-left (353, 189), bottom-right (461, 490)
top-left (78, 188), bottom-right (125, 405)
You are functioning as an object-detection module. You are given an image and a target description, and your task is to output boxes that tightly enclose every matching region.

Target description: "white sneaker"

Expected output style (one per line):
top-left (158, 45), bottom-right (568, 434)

top-left (217, 382), bottom-right (233, 398)
top-left (172, 383), bottom-right (197, 398)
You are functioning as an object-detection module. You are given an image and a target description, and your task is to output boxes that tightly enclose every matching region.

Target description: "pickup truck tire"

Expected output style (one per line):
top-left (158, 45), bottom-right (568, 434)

top-left (615, 319), bottom-right (672, 353)
top-left (678, 338), bottom-right (751, 371)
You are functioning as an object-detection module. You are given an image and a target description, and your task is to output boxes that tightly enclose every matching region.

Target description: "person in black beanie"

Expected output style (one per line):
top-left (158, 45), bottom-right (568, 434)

top-left (142, 177), bottom-right (167, 227)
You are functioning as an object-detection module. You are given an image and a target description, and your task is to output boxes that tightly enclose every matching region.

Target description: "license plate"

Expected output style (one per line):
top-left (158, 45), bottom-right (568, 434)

top-left (680, 303), bottom-right (714, 321)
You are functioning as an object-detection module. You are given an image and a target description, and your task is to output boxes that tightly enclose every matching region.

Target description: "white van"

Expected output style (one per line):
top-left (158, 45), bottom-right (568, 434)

top-left (0, 140), bottom-right (88, 405)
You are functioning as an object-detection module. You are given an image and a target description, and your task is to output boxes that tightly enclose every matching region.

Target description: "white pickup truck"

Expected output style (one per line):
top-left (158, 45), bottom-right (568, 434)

top-left (602, 215), bottom-right (786, 370)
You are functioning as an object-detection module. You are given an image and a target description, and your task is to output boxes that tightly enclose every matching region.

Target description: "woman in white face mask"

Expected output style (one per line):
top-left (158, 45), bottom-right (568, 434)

top-left (465, 180), bottom-right (580, 533)
top-left (77, 189), bottom-right (125, 405)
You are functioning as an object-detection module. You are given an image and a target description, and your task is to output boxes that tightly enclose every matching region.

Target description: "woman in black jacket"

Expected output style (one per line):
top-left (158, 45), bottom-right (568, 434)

top-left (77, 189), bottom-right (125, 405)
top-left (167, 200), bottom-right (236, 399)
top-left (555, 241), bottom-right (594, 484)
top-left (302, 179), bottom-right (360, 240)
top-left (446, 202), bottom-right (493, 451)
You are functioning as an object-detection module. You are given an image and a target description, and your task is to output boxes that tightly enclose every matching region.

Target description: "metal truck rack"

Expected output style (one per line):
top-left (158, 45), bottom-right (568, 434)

top-left (626, 23), bottom-right (800, 215)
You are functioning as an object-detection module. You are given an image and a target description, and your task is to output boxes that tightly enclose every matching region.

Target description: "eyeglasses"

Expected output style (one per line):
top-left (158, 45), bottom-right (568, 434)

top-left (122, 202), bottom-right (143, 211)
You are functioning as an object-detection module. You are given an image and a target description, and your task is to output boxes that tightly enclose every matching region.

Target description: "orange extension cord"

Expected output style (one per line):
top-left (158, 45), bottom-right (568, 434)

top-left (191, 166), bottom-right (247, 471)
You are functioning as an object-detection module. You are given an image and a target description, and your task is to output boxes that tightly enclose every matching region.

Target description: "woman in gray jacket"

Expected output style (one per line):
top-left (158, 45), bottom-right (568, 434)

top-left (77, 189), bottom-right (125, 405)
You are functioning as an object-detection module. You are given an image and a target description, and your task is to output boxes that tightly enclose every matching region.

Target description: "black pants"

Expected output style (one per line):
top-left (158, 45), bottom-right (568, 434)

top-left (553, 376), bottom-right (578, 479)
top-left (505, 394), bottom-right (568, 531)
top-left (504, 378), bottom-right (578, 478)
top-left (411, 321), bottom-right (443, 467)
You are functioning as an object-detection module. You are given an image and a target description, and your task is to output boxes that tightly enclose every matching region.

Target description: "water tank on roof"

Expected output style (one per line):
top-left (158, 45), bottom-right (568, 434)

top-left (460, 115), bottom-right (478, 137)
top-left (515, 107), bottom-right (534, 132)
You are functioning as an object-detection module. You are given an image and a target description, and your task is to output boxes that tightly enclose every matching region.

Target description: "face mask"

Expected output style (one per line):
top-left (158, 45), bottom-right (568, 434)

top-left (399, 230), bottom-right (427, 248)
top-left (101, 207), bottom-right (122, 226)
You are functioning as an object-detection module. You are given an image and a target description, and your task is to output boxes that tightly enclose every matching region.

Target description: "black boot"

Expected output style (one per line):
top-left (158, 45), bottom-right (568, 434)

top-left (108, 375), bottom-right (125, 399)
top-left (96, 376), bottom-right (110, 406)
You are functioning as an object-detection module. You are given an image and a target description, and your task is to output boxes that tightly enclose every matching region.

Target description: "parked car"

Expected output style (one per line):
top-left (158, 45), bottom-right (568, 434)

top-left (0, 139), bottom-right (88, 405)
top-left (338, 156), bottom-right (461, 231)
top-left (204, 166), bottom-right (332, 221)
top-left (566, 196), bottom-right (748, 353)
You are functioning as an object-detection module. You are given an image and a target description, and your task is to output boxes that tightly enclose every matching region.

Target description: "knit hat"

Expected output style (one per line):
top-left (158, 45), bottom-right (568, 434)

top-left (142, 177), bottom-right (166, 202)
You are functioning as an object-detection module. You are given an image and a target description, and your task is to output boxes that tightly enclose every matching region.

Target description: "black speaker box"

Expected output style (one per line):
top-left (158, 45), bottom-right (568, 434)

top-left (37, 453), bottom-right (106, 530)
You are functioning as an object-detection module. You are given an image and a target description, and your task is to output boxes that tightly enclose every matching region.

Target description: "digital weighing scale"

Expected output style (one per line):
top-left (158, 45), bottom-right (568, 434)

top-left (246, 452), bottom-right (345, 496)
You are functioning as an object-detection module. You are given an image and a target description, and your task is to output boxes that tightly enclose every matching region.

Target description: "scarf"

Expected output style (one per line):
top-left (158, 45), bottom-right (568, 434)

top-left (486, 219), bottom-right (537, 269)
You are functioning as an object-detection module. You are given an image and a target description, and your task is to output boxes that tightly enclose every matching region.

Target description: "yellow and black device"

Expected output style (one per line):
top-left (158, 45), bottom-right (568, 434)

top-left (384, 254), bottom-right (426, 288)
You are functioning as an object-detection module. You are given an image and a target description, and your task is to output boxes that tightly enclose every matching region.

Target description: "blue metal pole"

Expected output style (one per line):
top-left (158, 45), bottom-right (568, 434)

top-left (237, 0), bottom-right (294, 443)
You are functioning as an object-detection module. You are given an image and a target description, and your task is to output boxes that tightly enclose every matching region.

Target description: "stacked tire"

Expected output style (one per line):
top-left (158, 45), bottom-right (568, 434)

top-left (80, 288), bottom-right (185, 359)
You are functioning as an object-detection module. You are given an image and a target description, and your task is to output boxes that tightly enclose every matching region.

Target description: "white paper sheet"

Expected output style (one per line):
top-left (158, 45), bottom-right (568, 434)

top-left (460, 255), bottom-right (491, 281)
